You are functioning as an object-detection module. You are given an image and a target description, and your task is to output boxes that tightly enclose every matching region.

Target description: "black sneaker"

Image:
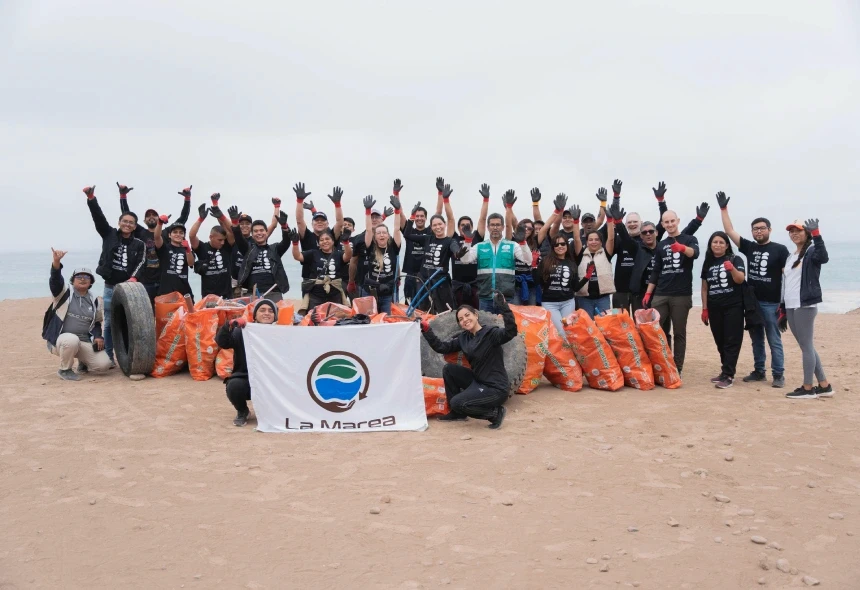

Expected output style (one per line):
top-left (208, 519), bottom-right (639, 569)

top-left (57, 369), bottom-right (80, 381)
top-left (742, 370), bottom-right (767, 382)
top-left (438, 412), bottom-right (467, 422)
top-left (715, 376), bottom-right (734, 389)
top-left (785, 386), bottom-right (818, 399)
top-left (815, 384), bottom-right (834, 398)
top-left (772, 375), bottom-right (785, 388)
top-left (710, 373), bottom-right (725, 383)
top-left (488, 406), bottom-right (507, 430)
top-left (233, 410), bottom-right (250, 427)
top-left (76, 363), bottom-right (89, 375)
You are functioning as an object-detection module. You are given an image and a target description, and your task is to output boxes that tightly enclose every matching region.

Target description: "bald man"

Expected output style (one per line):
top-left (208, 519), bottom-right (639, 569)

top-left (642, 209), bottom-right (700, 374)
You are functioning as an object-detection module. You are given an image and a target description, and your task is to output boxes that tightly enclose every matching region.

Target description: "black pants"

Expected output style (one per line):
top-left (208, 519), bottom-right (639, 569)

top-left (442, 364), bottom-right (507, 422)
top-left (612, 291), bottom-right (631, 313)
top-left (708, 302), bottom-right (745, 378)
top-left (226, 376), bottom-right (251, 413)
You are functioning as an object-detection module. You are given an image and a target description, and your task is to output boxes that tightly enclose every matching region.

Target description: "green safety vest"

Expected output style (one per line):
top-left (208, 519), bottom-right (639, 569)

top-left (475, 240), bottom-right (517, 299)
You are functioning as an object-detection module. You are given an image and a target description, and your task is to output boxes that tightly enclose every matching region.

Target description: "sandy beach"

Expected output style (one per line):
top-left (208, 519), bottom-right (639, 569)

top-left (1, 297), bottom-right (858, 589)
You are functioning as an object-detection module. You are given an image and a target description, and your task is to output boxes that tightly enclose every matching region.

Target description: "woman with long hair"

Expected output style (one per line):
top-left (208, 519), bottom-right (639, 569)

top-left (572, 202), bottom-right (618, 318)
top-left (538, 235), bottom-right (591, 336)
top-left (700, 231), bottom-right (746, 389)
top-left (782, 219), bottom-right (831, 399)
top-left (291, 228), bottom-right (352, 314)
top-left (363, 196), bottom-right (402, 314)
top-left (420, 290), bottom-right (517, 429)
top-left (511, 218), bottom-right (541, 305)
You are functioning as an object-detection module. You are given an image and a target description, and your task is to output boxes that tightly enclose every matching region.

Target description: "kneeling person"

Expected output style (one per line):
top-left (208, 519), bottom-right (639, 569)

top-left (215, 299), bottom-right (278, 427)
top-left (44, 248), bottom-right (112, 380)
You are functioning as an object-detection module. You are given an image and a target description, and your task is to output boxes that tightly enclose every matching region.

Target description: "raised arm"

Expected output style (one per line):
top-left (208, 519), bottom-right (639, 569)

top-left (570, 204), bottom-right (583, 256)
top-left (502, 189), bottom-right (517, 240)
top-left (289, 228), bottom-right (304, 263)
top-left (421, 324), bottom-right (462, 355)
top-left (716, 192), bottom-right (741, 247)
top-left (340, 231), bottom-right (353, 263)
top-left (543, 193), bottom-right (567, 243)
top-left (209, 205), bottom-right (234, 246)
top-left (49, 248), bottom-right (67, 297)
top-left (488, 292), bottom-right (518, 345)
top-left (805, 219), bottom-right (828, 264)
top-left (652, 181), bottom-right (669, 240)
top-left (189, 203), bottom-right (208, 250)
top-left (228, 206), bottom-right (248, 254)
top-left (477, 184), bottom-right (490, 237)
top-left (530, 187), bottom-right (543, 222)
top-left (275, 212), bottom-right (291, 257)
top-left (434, 177), bottom-right (445, 216)
top-left (389, 193), bottom-right (403, 248)
top-left (84, 187), bottom-right (112, 238)
top-left (442, 183), bottom-right (455, 237)
top-left (154, 216), bottom-right (165, 249)
top-left (294, 182), bottom-right (311, 238)
top-left (680, 202), bottom-right (708, 236)
top-left (117, 182), bottom-right (133, 214)
top-left (265, 197), bottom-right (281, 238)
top-left (594, 187), bottom-right (608, 228)
top-left (329, 186), bottom-right (344, 238)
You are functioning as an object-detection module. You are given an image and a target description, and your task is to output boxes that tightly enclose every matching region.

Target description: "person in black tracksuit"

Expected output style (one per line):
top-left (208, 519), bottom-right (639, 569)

top-left (420, 290), bottom-right (517, 429)
top-left (215, 299), bottom-right (279, 426)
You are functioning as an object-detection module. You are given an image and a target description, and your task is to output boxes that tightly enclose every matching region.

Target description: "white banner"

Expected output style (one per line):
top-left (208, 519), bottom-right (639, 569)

top-left (244, 322), bottom-right (428, 433)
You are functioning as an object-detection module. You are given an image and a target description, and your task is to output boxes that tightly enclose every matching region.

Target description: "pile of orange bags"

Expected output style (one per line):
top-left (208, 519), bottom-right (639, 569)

top-left (562, 309), bottom-right (624, 391)
top-left (509, 305), bottom-right (550, 394)
top-left (595, 309), bottom-right (655, 390)
top-left (154, 292), bottom-right (188, 336)
top-left (422, 377), bottom-right (450, 416)
top-left (543, 322), bottom-right (583, 392)
top-left (634, 309), bottom-right (682, 389)
top-left (151, 306), bottom-right (188, 378)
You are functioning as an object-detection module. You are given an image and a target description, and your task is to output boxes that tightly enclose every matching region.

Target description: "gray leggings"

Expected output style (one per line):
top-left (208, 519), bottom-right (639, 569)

top-left (786, 307), bottom-right (827, 385)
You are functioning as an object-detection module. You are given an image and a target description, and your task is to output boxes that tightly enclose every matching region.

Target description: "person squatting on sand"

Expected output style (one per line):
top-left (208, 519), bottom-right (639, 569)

top-left (420, 290), bottom-right (517, 429)
top-left (44, 248), bottom-right (112, 380)
top-left (215, 299), bottom-right (279, 426)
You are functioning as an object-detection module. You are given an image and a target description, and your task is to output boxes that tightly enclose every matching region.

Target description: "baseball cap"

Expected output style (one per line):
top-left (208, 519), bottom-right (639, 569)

top-left (166, 223), bottom-right (186, 234)
top-left (312, 211), bottom-right (328, 221)
top-left (582, 213), bottom-right (596, 222)
top-left (238, 213), bottom-right (253, 223)
top-left (785, 219), bottom-right (805, 231)
top-left (370, 209), bottom-right (382, 217)
top-left (144, 208), bottom-right (159, 217)
top-left (71, 267), bottom-right (96, 283)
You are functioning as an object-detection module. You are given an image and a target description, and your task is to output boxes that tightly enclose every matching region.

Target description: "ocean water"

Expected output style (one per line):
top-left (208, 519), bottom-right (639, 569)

top-left (4, 244), bottom-right (860, 313)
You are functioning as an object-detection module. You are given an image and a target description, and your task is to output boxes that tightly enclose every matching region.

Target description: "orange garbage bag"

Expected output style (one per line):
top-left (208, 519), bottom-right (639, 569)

top-left (509, 305), bottom-right (550, 394)
top-left (151, 307), bottom-right (187, 378)
top-left (184, 308), bottom-right (220, 381)
top-left (562, 309), bottom-right (624, 391)
top-left (390, 302), bottom-right (431, 320)
top-left (634, 309), bottom-right (682, 389)
top-left (194, 294), bottom-right (225, 310)
top-left (215, 348), bottom-right (234, 380)
top-left (443, 350), bottom-right (472, 369)
top-left (543, 323), bottom-right (583, 392)
top-left (154, 292), bottom-right (185, 337)
top-left (422, 377), bottom-right (450, 417)
top-left (595, 309), bottom-right (655, 390)
top-left (370, 313), bottom-right (387, 324)
top-left (352, 296), bottom-right (378, 316)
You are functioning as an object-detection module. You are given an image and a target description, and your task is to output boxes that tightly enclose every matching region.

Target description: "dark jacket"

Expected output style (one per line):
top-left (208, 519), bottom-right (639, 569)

top-left (123, 197), bottom-right (190, 285)
top-left (233, 226), bottom-right (291, 294)
top-left (785, 236), bottom-right (828, 307)
top-left (421, 305), bottom-right (518, 393)
top-left (215, 323), bottom-right (247, 380)
top-left (628, 241), bottom-right (657, 296)
top-left (88, 198), bottom-right (146, 286)
top-left (43, 264), bottom-right (103, 350)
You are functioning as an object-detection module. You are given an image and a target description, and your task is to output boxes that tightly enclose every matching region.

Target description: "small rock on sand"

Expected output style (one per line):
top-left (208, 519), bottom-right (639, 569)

top-left (738, 509), bottom-right (755, 516)
top-left (599, 563), bottom-right (609, 572)
top-left (461, 435), bottom-right (472, 441)
top-left (627, 526), bottom-right (638, 532)
top-left (775, 558), bottom-right (790, 573)
top-left (89, 499), bottom-right (97, 505)
top-left (601, 554), bottom-right (610, 560)
top-left (807, 481), bottom-right (816, 488)
top-left (129, 374), bottom-right (146, 381)
top-left (667, 517), bottom-right (679, 527)
top-left (725, 454), bottom-right (734, 462)
top-left (714, 537), bottom-right (722, 543)
top-left (758, 577), bottom-right (766, 585)
top-left (766, 541), bottom-right (782, 551)
top-left (501, 500), bottom-right (514, 506)
top-left (751, 536), bottom-right (767, 544)
top-left (759, 555), bottom-right (771, 570)
top-left (381, 495), bottom-right (391, 504)
top-left (369, 507), bottom-right (381, 514)
top-left (828, 512), bottom-right (844, 520)
top-left (586, 558), bottom-right (598, 564)
top-left (714, 494), bottom-right (731, 503)
top-left (546, 463), bottom-right (557, 471)
top-left (802, 575), bottom-right (820, 586)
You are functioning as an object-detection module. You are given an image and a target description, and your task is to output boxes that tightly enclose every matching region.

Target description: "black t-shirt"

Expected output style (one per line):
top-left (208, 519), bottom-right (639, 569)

top-left (304, 249), bottom-right (346, 297)
top-left (636, 244), bottom-right (657, 295)
top-left (350, 232), bottom-right (368, 285)
top-left (195, 241), bottom-right (234, 298)
top-left (452, 231), bottom-right (483, 283)
top-left (559, 228), bottom-right (576, 249)
top-left (402, 221), bottom-right (432, 274)
top-left (364, 240), bottom-right (401, 285)
top-left (405, 233), bottom-right (459, 279)
top-left (248, 248), bottom-right (276, 293)
top-left (299, 230), bottom-right (323, 279)
top-left (515, 240), bottom-right (539, 276)
top-left (650, 234), bottom-right (700, 296)
top-left (109, 235), bottom-right (136, 283)
top-left (738, 238), bottom-right (789, 304)
top-left (701, 255), bottom-right (745, 306)
top-left (134, 227), bottom-right (161, 284)
top-left (231, 235), bottom-right (252, 280)
top-left (541, 260), bottom-right (578, 302)
top-left (156, 243), bottom-right (192, 296)
top-left (613, 227), bottom-right (637, 293)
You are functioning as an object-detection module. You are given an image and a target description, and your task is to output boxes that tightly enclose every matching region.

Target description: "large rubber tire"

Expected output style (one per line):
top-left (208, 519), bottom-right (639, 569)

top-left (111, 282), bottom-right (156, 377)
top-left (420, 310), bottom-right (527, 396)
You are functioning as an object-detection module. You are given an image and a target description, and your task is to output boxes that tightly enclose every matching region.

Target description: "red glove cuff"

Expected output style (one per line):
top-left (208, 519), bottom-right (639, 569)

top-left (296, 199), bottom-right (303, 204)
top-left (464, 237), bottom-right (472, 245)
top-left (442, 198), bottom-right (450, 203)
top-left (482, 197), bottom-right (489, 203)
top-left (553, 209), bottom-right (562, 215)
top-left (504, 203), bottom-right (512, 209)
top-left (334, 202), bottom-right (341, 209)
top-left (365, 208), bottom-right (372, 216)
top-left (231, 219), bottom-right (239, 227)
top-left (184, 197), bottom-right (191, 202)
top-left (696, 215), bottom-right (704, 222)
top-left (410, 214), bottom-right (416, 221)
top-left (394, 209), bottom-right (401, 215)
top-left (811, 229), bottom-right (820, 237)
top-left (573, 219), bottom-right (580, 224)
top-left (656, 197), bottom-right (665, 202)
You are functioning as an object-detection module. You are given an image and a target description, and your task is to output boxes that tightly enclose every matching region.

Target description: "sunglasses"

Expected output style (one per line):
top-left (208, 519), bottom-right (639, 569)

top-left (553, 242), bottom-right (567, 248)
top-left (641, 229), bottom-right (656, 235)
top-left (73, 275), bottom-right (91, 280)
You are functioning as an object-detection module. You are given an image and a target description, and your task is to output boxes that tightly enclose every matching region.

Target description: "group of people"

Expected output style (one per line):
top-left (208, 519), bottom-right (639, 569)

top-left (44, 178), bottom-right (832, 427)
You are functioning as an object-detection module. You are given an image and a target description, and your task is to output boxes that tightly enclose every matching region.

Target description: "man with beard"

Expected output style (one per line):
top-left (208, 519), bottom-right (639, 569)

top-left (190, 198), bottom-right (236, 299)
top-left (117, 182), bottom-right (191, 303)
top-left (231, 207), bottom-right (291, 301)
top-left (718, 191), bottom-right (790, 387)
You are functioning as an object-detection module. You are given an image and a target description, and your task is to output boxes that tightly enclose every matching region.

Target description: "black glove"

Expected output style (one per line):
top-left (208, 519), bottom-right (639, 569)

top-left (435, 177), bottom-right (445, 193)
top-left (569, 204), bottom-right (581, 221)
top-left (492, 289), bottom-right (509, 310)
top-left (328, 186), bottom-right (343, 205)
top-left (382, 206), bottom-right (394, 218)
top-left (389, 195), bottom-right (401, 211)
top-left (178, 185), bottom-right (193, 198)
top-left (302, 200), bottom-right (316, 211)
top-left (716, 191), bottom-right (730, 209)
top-left (279, 211), bottom-right (289, 227)
top-left (392, 178), bottom-right (404, 195)
top-left (513, 224), bottom-right (526, 243)
top-left (288, 228), bottom-right (300, 243)
top-left (777, 304), bottom-right (788, 333)
top-left (198, 203), bottom-right (209, 220)
top-left (596, 187), bottom-right (608, 204)
top-left (653, 181), bottom-right (667, 200)
top-left (228, 206), bottom-right (239, 222)
top-left (804, 218), bottom-right (820, 234)
top-left (272, 197), bottom-right (281, 208)
top-left (363, 195), bottom-right (376, 211)
top-left (442, 183), bottom-right (453, 200)
top-left (341, 228), bottom-right (352, 242)
top-left (116, 182), bottom-right (133, 196)
top-left (609, 201), bottom-right (625, 221)
top-left (530, 187), bottom-right (541, 203)
top-left (461, 224), bottom-right (473, 239)
top-left (553, 193), bottom-right (568, 212)
top-left (696, 202), bottom-right (710, 221)
top-left (503, 189), bottom-right (517, 208)
top-left (210, 192), bottom-right (221, 205)
top-left (612, 179), bottom-right (622, 197)
top-left (293, 182), bottom-right (311, 202)
top-left (209, 206), bottom-right (223, 219)
top-left (194, 260), bottom-right (209, 275)
top-left (479, 183), bottom-right (490, 200)
top-left (410, 201), bottom-right (422, 217)
top-left (455, 245), bottom-right (468, 259)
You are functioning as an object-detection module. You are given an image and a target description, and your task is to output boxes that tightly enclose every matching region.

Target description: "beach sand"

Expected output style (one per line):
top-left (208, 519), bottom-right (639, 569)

top-left (2, 297), bottom-right (858, 589)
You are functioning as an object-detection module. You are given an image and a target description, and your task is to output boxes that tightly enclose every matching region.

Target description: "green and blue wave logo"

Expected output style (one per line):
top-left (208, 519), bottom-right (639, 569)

top-left (306, 352), bottom-right (370, 413)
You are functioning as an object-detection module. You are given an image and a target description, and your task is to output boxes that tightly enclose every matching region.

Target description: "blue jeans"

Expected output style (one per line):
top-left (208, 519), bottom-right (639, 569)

top-left (575, 295), bottom-right (611, 319)
top-left (479, 298), bottom-right (506, 315)
top-left (542, 299), bottom-right (576, 337)
top-left (751, 301), bottom-right (784, 377)
top-left (103, 284), bottom-right (114, 361)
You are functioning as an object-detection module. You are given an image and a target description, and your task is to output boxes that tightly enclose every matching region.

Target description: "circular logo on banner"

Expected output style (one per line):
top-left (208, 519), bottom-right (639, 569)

top-left (306, 351), bottom-right (370, 413)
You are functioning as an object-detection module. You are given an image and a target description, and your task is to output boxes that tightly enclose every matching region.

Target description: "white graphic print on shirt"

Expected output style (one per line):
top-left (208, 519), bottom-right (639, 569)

top-left (112, 243), bottom-right (129, 272)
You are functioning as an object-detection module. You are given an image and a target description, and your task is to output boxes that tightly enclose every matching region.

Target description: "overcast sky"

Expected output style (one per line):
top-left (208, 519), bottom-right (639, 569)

top-left (2, 0), bottom-right (859, 253)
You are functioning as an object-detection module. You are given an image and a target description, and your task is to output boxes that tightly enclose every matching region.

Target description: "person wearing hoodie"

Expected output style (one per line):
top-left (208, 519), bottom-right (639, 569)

top-left (215, 299), bottom-right (279, 426)
top-left (231, 206), bottom-right (292, 301)
top-left (44, 248), bottom-right (112, 380)
top-left (83, 185), bottom-right (146, 364)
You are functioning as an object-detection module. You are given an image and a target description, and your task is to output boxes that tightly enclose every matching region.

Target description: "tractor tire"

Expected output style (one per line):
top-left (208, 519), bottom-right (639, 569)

top-left (420, 309), bottom-right (527, 396)
top-left (111, 282), bottom-right (156, 377)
